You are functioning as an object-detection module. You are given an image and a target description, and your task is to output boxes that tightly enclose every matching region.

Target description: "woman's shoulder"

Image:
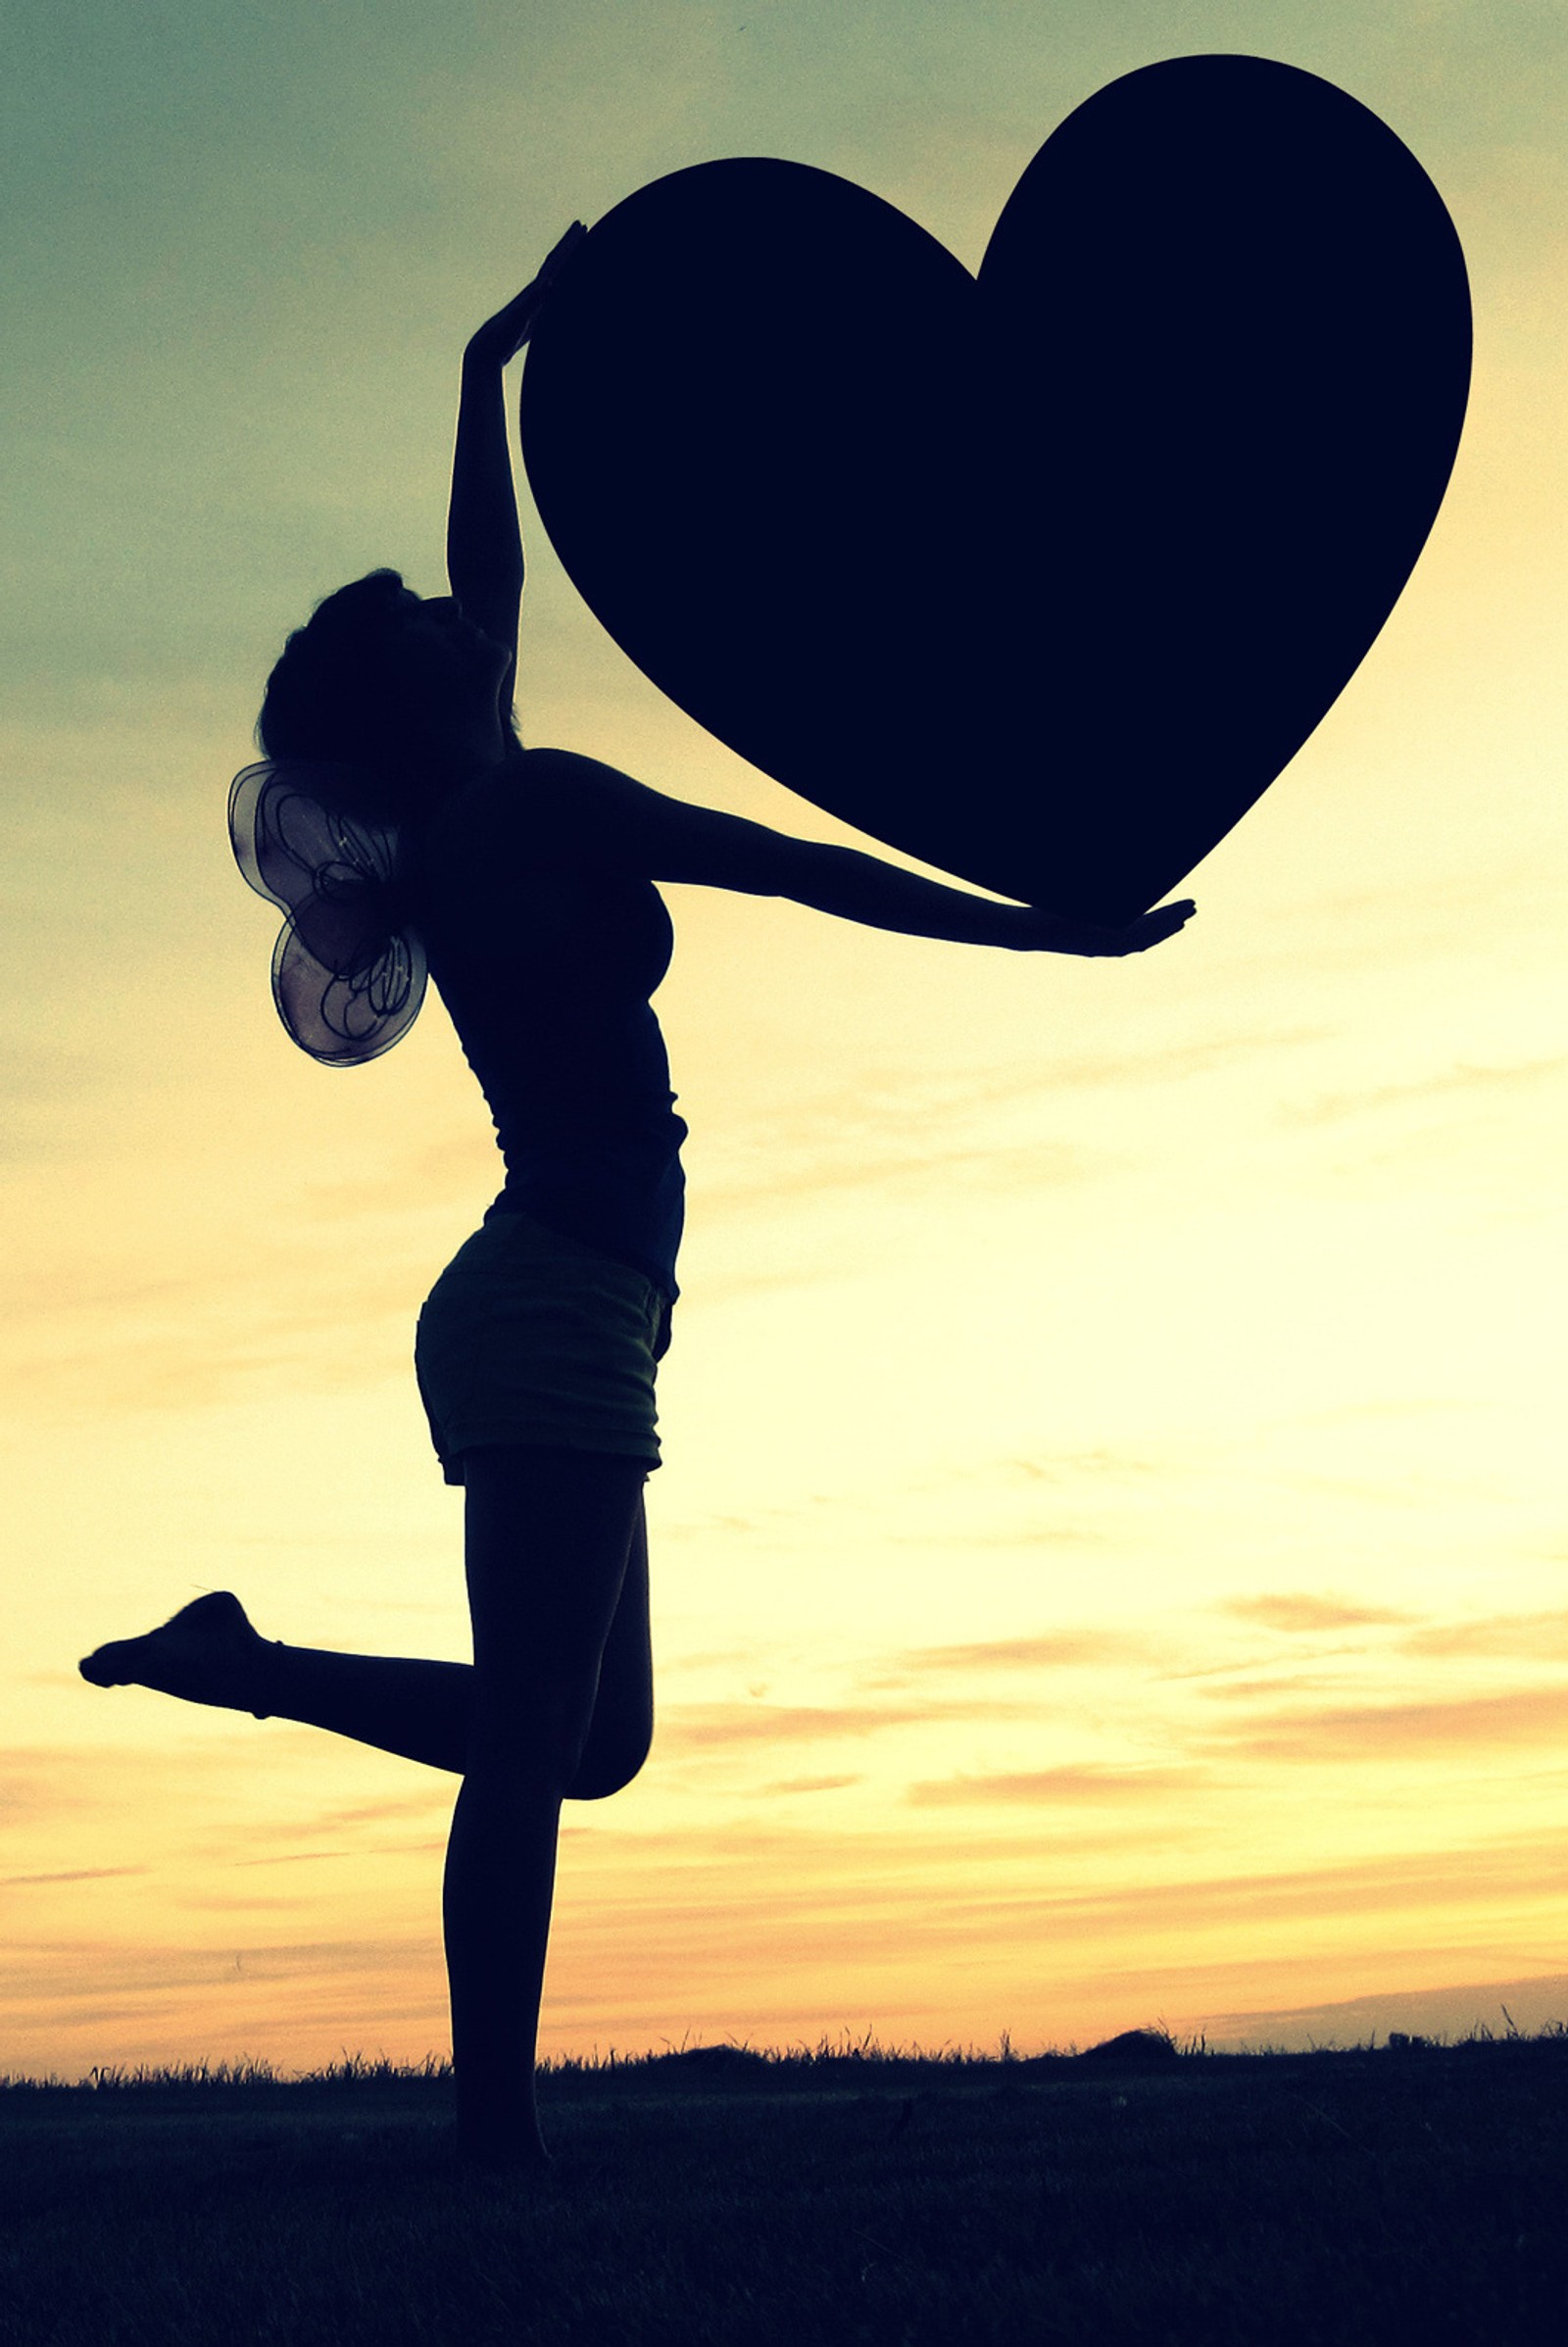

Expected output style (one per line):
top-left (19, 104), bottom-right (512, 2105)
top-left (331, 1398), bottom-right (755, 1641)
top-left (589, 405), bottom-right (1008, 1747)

top-left (485, 745), bottom-right (672, 856)
top-left (514, 745), bottom-right (650, 813)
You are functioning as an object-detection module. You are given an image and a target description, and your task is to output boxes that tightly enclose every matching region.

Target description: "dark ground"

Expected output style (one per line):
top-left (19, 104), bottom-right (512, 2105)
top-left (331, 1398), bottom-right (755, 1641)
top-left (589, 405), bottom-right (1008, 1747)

top-left (2, 2031), bottom-right (1564, 2345)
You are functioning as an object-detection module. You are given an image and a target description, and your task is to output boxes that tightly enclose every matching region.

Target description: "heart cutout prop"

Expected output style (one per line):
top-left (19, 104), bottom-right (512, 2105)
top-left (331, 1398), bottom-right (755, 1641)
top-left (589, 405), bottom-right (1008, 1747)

top-left (521, 55), bottom-right (1470, 923)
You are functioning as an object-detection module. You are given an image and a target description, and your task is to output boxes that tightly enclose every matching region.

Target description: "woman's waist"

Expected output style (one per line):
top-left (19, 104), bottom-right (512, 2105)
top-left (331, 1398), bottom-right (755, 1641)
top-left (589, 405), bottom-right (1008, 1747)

top-left (486, 1166), bottom-right (684, 1303)
top-left (490, 1121), bottom-right (687, 1190)
top-left (432, 1205), bottom-right (676, 1326)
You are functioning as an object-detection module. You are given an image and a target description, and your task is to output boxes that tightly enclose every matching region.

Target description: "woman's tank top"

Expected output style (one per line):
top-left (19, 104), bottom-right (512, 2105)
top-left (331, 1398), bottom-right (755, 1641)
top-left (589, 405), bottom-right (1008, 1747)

top-left (411, 746), bottom-right (687, 1299)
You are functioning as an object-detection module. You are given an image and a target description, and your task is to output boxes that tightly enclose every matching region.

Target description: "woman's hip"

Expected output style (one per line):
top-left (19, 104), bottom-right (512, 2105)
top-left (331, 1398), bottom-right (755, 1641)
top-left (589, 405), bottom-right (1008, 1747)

top-left (414, 1212), bottom-right (670, 1486)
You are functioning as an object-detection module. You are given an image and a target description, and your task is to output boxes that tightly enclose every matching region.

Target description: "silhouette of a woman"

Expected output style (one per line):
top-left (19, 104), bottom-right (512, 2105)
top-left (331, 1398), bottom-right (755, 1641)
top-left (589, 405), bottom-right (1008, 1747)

top-left (80, 226), bottom-right (1193, 2168)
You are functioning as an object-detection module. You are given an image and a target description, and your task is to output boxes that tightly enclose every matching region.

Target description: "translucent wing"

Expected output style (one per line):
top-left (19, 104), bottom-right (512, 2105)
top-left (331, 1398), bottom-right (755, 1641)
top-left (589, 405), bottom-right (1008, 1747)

top-left (228, 760), bottom-right (427, 1068)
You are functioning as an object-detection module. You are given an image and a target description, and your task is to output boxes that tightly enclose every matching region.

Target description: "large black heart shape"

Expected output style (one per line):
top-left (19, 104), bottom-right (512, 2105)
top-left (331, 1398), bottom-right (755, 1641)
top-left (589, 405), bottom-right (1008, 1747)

top-left (520, 55), bottom-right (1470, 923)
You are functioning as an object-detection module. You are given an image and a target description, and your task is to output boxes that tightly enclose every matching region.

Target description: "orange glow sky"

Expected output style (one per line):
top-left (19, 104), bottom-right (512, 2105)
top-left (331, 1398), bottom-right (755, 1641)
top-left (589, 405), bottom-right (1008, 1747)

top-left (4, 0), bottom-right (1567, 2077)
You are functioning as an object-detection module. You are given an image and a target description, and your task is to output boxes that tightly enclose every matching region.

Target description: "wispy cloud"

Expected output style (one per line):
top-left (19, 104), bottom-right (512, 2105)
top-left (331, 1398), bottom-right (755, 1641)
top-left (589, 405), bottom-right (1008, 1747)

top-left (887, 1523), bottom-right (1114, 1551)
top-left (1401, 1611), bottom-right (1568, 1661)
top-left (1218, 1593), bottom-right (1415, 1634)
top-left (1029, 1028), bottom-right (1332, 1094)
top-left (1205, 1686), bottom-right (1568, 1762)
top-left (0, 1930), bottom-right (441, 2009)
top-left (0, 1247), bottom-right (434, 1416)
top-left (685, 1037), bottom-right (1323, 1229)
top-left (548, 1827), bottom-right (1568, 1998)
top-left (658, 1697), bottom-right (1041, 1750)
top-left (884, 1629), bottom-right (1157, 1674)
top-left (285, 1793), bottom-right (451, 1836)
top-left (1282, 1054), bottom-right (1568, 1128)
top-left (298, 1136), bottom-right (496, 1221)
top-left (8, 1810), bottom-right (1566, 2076)
top-left (908, 1765), bottom-right (1203, 1806)
top-left (2, 1867), bottom-right (149, 1887)
top-left (228, 1849), bottom-right (362, 1869)
top-left (697, 1132), bottom-right (1099, 1217)
top-left (760, 1775), bottom-right (862, 1796)
top-left (1196, 1672), bottom-right (1376, 1704)
top-left (692, 1027), bottom-right (1325, 1220)
top-left (1007, 1449), bottom-right (1174, 1485)
top-left (0, 1744), bottom-right (190, 1825)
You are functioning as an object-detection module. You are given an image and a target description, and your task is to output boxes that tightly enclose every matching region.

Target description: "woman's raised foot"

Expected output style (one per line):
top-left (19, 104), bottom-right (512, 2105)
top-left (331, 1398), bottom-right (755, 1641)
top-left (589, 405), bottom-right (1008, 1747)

top-left (78, 1590), bottom-right (274, 1717)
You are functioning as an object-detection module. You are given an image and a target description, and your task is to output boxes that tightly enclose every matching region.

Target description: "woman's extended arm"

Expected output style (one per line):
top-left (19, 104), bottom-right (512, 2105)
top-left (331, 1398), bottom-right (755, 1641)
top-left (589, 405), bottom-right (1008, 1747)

top-left (447, 225), bottom-right (587, 699)
top-left (528, 752), bottom-right (1195, 955)
top-left (769, 841), bottom-right (1194, 953)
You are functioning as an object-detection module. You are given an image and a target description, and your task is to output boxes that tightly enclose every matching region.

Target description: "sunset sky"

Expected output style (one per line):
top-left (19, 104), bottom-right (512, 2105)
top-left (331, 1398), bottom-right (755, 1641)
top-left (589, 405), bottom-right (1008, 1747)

top-left (4, 0), bottom-right (1567, 2078)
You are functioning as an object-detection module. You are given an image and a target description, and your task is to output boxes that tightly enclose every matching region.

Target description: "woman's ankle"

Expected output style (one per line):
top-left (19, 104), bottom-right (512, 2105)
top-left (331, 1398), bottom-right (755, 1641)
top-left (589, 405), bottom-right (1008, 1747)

top-left (250, 1638), bottom-right (283, 1720)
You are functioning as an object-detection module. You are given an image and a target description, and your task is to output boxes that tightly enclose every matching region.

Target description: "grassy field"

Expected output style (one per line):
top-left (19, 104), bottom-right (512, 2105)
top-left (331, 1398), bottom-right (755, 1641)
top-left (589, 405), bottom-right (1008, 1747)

top-left (2, 2029), bottom-right (1564, 2344)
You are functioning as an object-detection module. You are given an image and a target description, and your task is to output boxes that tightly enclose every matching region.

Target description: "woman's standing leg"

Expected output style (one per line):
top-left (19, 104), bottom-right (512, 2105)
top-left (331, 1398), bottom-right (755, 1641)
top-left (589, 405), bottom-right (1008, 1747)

top-left (442, 1442), bottom-right (647, 2164)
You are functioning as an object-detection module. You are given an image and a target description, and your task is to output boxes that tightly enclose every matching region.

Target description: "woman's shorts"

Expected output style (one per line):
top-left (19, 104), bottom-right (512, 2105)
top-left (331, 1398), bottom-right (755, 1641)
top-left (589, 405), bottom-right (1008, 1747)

top-left (414, 1212), bottom-right (671, 1485)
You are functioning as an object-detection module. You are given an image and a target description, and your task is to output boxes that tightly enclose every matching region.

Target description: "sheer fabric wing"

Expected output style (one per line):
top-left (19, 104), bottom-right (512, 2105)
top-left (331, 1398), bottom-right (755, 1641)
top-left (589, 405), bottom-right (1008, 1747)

top-left (228, 760), bottom-right (427, 1067)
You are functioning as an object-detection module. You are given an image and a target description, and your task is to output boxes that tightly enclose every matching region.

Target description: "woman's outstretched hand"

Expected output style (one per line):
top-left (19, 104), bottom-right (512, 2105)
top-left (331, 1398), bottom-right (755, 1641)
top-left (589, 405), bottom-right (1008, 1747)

top-left (466, 221), bottom-right (588, 367)
top-left (1016, 898), bottom-right (1197, 955)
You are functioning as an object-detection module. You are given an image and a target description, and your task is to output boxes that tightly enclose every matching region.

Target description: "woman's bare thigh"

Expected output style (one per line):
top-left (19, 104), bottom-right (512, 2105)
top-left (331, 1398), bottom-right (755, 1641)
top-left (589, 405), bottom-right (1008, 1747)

top-left (460, 1444), bottom-right (648, 1785)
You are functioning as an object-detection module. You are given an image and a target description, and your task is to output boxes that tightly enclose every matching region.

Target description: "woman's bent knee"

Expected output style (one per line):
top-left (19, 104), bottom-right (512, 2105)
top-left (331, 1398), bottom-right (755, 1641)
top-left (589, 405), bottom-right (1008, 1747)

top-left (566, 1737), bottom-right (651, 1802)
top-left (465, 1710), bottom-right (592, 1793)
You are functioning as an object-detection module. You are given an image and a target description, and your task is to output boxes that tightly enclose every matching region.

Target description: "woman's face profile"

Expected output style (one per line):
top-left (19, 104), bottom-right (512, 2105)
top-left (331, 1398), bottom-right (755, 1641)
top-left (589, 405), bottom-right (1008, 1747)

top-left (395, 589), bottom-right (510, 693)
top-left (380, 589), bottom-right (513, 780)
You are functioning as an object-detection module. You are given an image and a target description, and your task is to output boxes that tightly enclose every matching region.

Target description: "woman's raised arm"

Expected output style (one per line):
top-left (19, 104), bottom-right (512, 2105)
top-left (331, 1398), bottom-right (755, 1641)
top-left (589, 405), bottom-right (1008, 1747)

top-left (447, 224), bottom-right (587, 700)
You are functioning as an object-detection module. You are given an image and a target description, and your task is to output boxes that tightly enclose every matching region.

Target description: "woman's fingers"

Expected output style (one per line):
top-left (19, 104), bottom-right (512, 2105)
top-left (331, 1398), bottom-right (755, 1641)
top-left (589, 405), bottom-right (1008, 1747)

top-left (1028, 896), bottom-right (1201, 953)
top-left (541, 220), bottom-right (588, 271)
top-left (1121, 898), bottom-right (1197, 952)
top-left (526, 223), bottom-right (588, 310)
top-left (1038, 898), bottom-right (1197, 955)
top-left (466, 228), bottom-right (588, 365)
